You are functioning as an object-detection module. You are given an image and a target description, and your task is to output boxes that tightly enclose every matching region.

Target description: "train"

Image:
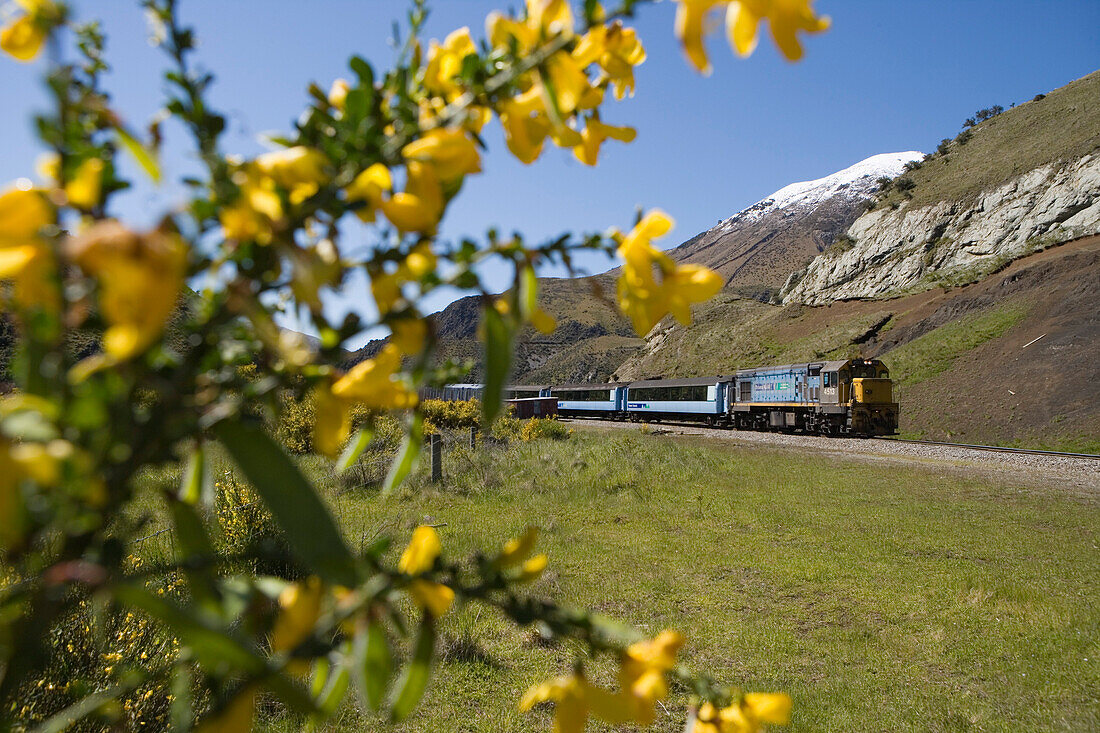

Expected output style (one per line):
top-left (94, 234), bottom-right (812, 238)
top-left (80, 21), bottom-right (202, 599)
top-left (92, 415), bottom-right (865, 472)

top-left (429, 358), bottom-right (899, 437)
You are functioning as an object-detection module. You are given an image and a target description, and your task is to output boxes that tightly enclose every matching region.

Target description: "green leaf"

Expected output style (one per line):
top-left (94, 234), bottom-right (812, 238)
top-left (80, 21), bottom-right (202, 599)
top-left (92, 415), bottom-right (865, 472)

top-left (520, 265), bottom-right (538, 320)
top-left (179, 444), bottom-right (212, 505)
top-left (349, 56), bottom-right (375, 88)
top-left (357, 616), bottom-right (392, 711)
top-left (166, 499), bottom-right (219, 608)
top-left (115, 125), bottom-right (161, 183)
top-left (336, 427), bottom-right (374, 473)
top-left (214, 421), bottom-right (358, 586)
top-left (481, 305), bottom-right (512, 426)
top-left (388, 614), bottom-right (435, 721)
top-left (316, 655), bottom-right (350, 716)
top-left (382, 414), bottom-right (422, 494)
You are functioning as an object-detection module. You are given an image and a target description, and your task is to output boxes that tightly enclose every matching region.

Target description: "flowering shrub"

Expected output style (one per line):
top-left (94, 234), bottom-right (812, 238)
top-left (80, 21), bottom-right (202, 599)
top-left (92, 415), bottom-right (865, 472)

top-left (520, 416), bottom-right (572, 441)
top-left (0, 0), bottom-right (830, 730)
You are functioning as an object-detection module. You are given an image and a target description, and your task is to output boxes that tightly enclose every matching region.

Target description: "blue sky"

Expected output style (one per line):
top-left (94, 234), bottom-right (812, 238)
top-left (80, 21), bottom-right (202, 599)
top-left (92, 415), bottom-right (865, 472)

top-left (2, 1), bottom-right (1097, 344)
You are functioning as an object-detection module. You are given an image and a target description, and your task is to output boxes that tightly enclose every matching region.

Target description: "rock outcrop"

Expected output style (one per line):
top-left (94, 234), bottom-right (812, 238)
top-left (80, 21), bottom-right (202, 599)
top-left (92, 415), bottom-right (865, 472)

top-left (783, 154), bottom-right (1100, 304)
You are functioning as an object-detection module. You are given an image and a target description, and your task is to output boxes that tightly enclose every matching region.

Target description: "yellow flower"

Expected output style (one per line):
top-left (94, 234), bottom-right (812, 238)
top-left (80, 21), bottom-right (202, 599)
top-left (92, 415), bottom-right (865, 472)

top-left (486, 12), bottom-right (537, 55)
top-left (0, 185), bottom-right (55, 308)
top-left (615, 210), bottom-right (722, 335)
top-left (573, 21), bottom-right (647, 99)
top-left (573, 116), bottom-right (636, 166)
top-left (65, 158), bottom-right (105, 210)
top-left (520, 673), bottom-right (631, 733)
top-left (390, 317), bottom-right (427, 355)
top-left (345, 163), bottom-right (392, 223)
top-left (693, 693), bottom-right (791, 733)
top-left (403, 242), bottom-right (437, 279)
top-left (423, 27), bottom-right (477, 100)
top-left (499, 89), bottom-right (552, 165)
top-left (516, 553), bottom-right (548, 583)
top-left (328, 78), bottom-right (350, 110)
top-left (401, 128), bottom-right (482, 183)
top-left (399, 525), bottom-right (441, 575)
top-left (330, 344), bottom-right (418, 410)
top-left (543, 51), bottom-right (590, 117)
top-left (494, 526), bottom-right (539, 568)
top-left (66, 221), bottom-right (187, 361)
top-left (406, 578), bottom-right (455, 617)
top-left (380, 162), bottom-right (443, 235)
top-left (530, 307), bottom-right (557, 334)
top-left (727, 0), bottom-right (830, 61)
top-left (674, 0), bottom-right (726, 74)
top-left (312, 383), bottom-right (351, 459)
top-left (271, 577), bottom-right (324, 654)
top-left (526, 0), bottom-right (574, 38)
top-left (254, 146), bottom-right (329, 205)
top-left (618, 630), bottom-right (684, 724)
top-left (1, 0), bottom-right (59, 62)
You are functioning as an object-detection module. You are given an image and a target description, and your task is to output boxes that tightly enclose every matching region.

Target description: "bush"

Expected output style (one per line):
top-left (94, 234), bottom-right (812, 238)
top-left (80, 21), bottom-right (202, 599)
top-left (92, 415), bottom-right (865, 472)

top-left (894, 176), bottom-right (916, 192)
top-left (421, 398), bottom-right (481, 429)
top-left (215, 475), bottom-right (300, 579)
top-left (520, 417), bottom-right (572, 442)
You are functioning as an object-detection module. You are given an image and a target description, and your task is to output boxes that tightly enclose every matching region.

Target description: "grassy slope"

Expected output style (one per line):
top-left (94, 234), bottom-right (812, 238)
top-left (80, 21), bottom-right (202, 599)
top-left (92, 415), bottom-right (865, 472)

top-left (233, 429), bottom-right (1100, 732)
top-left (880, 70), bottom-right (1100, 210)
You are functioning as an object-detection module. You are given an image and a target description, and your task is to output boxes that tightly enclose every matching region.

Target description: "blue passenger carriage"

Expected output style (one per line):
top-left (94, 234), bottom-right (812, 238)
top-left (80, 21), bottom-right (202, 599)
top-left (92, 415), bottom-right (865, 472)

top-left (551, 383), bottom-right (627, 419)
top-left (624, 376), bottom-right (733, 424)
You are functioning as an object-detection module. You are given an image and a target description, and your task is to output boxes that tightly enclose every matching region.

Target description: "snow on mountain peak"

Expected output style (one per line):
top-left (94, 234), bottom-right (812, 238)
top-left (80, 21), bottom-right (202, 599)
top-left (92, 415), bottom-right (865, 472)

top-left (729, 151), bottom-right (925, 226)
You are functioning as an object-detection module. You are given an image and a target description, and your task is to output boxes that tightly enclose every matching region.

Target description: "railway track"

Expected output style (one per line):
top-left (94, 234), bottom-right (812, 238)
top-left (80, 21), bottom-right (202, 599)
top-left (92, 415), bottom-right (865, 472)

top-left (561, 418), bottom-right (1099, 461)
top-left (877, 438), bottom-right (1100, 460)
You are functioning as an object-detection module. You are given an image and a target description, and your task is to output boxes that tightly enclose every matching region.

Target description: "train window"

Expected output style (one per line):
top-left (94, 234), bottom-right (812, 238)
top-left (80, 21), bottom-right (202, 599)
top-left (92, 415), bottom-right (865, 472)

top-left (555, 390), bottom-right (609, 401)
top-left (630, 385), bottom-right (709, 401)
top-left (823, 373), bottom-right (831, 387)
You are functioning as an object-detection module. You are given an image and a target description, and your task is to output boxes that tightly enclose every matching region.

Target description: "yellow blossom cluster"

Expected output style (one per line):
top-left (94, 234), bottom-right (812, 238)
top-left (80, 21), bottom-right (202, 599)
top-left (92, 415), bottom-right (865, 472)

top-left (692, 693), bottom-right (792, 732)
top-left (485, 0), bottom-right (642, 166)
top-left (613, 210), bottom-right (723, 335)
top-left (220, 146), bottom-right (330, 244)
top-left (675, 0), bottom-right (830, 73)
top-left (520, 630), bottom-right (684, 732)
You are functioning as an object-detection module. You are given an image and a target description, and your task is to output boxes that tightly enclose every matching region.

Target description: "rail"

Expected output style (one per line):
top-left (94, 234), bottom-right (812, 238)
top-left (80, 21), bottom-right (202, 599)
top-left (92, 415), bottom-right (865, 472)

top-left (876, 438), bottom-right (1100, 460)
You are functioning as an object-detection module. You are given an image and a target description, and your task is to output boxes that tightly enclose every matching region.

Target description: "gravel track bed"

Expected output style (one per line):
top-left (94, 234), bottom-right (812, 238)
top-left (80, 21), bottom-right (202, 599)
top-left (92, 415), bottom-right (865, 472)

top-left (563, 418), bottom-right (1100, 495)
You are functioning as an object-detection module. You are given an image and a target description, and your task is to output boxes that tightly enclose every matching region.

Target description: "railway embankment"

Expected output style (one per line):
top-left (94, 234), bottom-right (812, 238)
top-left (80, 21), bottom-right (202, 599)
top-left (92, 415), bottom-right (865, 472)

top-left (565, 418), bottom-right (1100, 496)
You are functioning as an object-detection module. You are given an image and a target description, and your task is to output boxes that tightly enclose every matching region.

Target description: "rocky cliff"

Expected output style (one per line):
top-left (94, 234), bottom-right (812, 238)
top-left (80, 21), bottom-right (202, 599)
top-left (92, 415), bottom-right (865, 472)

top-left (782, 153), bottom-right (1100, 304)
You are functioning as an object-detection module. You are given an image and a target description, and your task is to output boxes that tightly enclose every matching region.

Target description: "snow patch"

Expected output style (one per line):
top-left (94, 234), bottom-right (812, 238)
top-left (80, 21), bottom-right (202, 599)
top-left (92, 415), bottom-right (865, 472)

top-left (726, 152), bottom-right (924, 227)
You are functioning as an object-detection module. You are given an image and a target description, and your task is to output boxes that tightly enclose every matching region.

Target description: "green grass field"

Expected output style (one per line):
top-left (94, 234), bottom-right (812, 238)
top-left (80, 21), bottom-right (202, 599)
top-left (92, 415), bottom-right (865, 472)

top-left (149, 426), bottom-right (1097, 732)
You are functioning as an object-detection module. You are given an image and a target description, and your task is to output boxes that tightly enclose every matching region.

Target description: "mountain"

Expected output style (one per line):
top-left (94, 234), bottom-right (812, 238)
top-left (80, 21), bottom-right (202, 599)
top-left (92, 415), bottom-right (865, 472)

top-left (670, 151), bottom-right (923, 300)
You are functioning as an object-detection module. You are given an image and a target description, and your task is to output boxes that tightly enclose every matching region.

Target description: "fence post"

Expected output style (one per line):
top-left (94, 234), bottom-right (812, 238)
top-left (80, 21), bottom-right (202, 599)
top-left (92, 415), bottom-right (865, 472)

top-left (430, 433), bottom-right (442, 483)
top-left (469, 425), bottom-right (477, 450)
